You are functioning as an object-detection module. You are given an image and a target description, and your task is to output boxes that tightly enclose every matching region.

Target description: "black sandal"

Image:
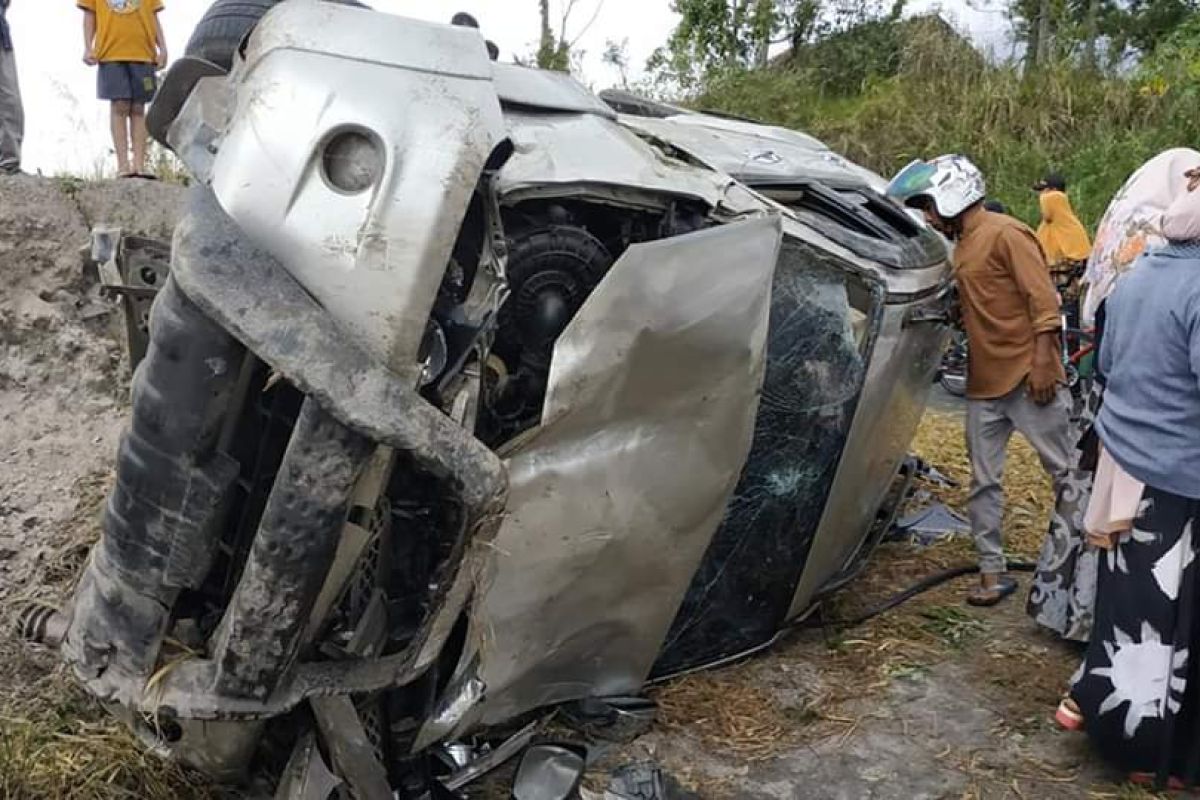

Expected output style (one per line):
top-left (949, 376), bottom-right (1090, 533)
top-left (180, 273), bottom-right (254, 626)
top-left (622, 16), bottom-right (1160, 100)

top-left (966, 576), bottom-right (1018, 607)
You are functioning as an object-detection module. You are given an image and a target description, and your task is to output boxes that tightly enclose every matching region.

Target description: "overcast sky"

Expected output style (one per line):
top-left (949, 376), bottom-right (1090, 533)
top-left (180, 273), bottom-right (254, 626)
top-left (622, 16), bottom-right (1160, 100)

top-left (4, 0), bottom-right (1012, 176)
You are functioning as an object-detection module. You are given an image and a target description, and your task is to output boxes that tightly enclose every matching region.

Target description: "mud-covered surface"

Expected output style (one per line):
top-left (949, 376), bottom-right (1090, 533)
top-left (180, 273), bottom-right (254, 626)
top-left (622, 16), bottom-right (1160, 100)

top-left (0, 176), bottom-right (1164, 799)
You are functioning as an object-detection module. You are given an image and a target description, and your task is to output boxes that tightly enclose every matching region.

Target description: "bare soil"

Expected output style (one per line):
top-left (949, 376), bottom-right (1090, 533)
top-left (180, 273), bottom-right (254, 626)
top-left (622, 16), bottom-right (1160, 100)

top-left (0, 174), bottom-right (183, 613)
top-left (0, 174), bottom-right (214, 799)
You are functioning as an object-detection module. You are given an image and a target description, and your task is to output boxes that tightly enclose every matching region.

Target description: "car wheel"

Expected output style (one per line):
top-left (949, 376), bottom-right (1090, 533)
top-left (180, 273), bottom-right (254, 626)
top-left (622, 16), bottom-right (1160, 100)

top-left (185, 0), bottom-right (368, 71)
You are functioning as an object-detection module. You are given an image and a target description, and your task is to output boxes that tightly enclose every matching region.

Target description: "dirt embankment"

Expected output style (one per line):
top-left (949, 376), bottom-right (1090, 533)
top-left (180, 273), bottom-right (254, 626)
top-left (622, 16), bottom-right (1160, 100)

top-left (0, 176), bottom-right (231, 800)
top-left (0, 176), bottom-right (183, 612)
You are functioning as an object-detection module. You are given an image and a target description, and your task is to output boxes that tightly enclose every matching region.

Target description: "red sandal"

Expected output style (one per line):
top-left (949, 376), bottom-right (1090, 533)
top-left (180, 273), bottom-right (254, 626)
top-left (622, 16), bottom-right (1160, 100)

top-left (1129, 772), bottom-right (1188, 791)
top-left (1054, 697), bottom-right (1084, 731)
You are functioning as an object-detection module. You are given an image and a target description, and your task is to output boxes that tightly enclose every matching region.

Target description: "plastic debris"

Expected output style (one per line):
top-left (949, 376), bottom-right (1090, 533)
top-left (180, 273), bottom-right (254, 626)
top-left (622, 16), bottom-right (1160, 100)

top-left (439, 721), bottom-right (539, 791)
top-left (605, 763), bottom-right (698, 800)
top-left (511, 744), bottom-right (586, 800)
top-left (890, 502), bottom-right (970, 545)
top-left (913, 457), bottom-right (960, 489)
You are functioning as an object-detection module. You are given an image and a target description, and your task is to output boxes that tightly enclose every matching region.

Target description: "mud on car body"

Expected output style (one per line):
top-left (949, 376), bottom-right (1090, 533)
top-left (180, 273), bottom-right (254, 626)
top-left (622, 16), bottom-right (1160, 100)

top-left (25, 0), bottom-right (952, 794)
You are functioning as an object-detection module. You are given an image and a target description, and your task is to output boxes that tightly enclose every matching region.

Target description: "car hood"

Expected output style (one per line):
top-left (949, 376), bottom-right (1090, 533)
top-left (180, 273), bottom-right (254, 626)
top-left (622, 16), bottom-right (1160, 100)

top-left (617, 112), bottom-right (887, 193)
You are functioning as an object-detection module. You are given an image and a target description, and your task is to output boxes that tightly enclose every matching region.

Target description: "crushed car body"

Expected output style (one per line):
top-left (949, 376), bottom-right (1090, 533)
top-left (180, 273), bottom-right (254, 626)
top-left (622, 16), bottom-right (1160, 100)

top-left (30, 0), bottom-right (952, 793)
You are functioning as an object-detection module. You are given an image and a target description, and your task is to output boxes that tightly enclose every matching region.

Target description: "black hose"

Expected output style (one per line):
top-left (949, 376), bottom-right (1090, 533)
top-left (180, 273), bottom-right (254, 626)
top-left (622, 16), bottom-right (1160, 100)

top-left (800, 560), bottom-right (1039, 629)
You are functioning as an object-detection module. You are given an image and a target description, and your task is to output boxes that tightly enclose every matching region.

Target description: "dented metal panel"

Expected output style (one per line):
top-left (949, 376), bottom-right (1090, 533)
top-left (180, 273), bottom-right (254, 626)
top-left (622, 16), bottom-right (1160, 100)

top-left (618, 113), bottom-right (884, 191)
top-left (497, 111), bottom-right (728, 209)
top-left (493, 63), bottom-right (617, 118)
top-left (248, 1), bottom-right (491, 79)
top-left (454, 216), bottom-right (782, 728)
top-left (169, 0), bottom-right (506, 380)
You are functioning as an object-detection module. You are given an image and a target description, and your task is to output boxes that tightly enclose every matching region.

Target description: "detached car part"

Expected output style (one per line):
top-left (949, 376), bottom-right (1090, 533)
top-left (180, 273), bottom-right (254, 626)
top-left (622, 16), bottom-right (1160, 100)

top-left (83, 227), bottom-right (171, 368)
top-left (32, 0), bottom-right (952, 793)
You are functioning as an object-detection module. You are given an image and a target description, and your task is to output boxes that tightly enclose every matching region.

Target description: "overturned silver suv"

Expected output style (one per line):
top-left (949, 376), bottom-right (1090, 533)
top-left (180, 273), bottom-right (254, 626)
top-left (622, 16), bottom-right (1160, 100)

top-left (42, 0), bottom-right (952, 794)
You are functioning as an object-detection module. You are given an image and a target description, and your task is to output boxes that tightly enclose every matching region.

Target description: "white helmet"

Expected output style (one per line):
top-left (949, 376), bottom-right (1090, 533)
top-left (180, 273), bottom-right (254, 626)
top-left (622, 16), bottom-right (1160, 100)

top-left (886, 155), bottom-right (986, 219)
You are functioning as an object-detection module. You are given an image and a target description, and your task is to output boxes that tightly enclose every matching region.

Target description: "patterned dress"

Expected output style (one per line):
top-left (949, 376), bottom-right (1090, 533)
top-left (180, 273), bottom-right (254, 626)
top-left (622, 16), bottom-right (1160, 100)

top-left (1026, 385), bottom-right (1102, 641)
top-left (1069, 489), bottom-right (1200, 784)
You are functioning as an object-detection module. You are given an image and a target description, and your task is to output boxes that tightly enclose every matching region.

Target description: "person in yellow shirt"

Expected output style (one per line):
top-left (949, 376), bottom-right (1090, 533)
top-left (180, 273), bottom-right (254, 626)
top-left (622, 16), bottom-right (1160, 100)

top-left (78, 0), bottom-right (167, 178)
top-left (1034, 172), bottom-right (1091, 327)
top-left (1035, 173), bottom-right (1091, 268)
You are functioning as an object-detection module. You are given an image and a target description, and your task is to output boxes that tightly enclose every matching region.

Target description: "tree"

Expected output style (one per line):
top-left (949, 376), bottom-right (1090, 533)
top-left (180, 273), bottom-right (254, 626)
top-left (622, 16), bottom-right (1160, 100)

top-left (537, 0), bottom-right (566, 70)
top-left (1107, 0), bottom-right (1200, 56)
top-left (1082, 0), bottom-right (1101, 68)
top-left (647, 0), bottom-right (901, 92)
top-left (1009, 0), bottom-right (1199, 71)
top-left (603, 38), bottom-right (633, 87)
top-left (1137, 11), bottom-right (1200, 100)
top-left (1036, 0), bottom-right (1053, 63)
top-left (646, 0), bottom-right (782, 89)
top-left (537, 0), bottom-right (607, 71)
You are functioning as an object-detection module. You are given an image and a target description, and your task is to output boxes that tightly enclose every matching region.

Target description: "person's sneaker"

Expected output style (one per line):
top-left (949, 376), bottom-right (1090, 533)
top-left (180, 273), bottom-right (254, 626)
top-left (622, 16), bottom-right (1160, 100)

top-left (0, 166), bottom-right (25, 176)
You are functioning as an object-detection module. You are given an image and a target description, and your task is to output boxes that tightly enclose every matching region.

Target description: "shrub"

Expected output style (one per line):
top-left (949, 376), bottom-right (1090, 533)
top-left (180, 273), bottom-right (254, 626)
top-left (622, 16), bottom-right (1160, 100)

top-left (692, 17), bottom-right (1200, 229)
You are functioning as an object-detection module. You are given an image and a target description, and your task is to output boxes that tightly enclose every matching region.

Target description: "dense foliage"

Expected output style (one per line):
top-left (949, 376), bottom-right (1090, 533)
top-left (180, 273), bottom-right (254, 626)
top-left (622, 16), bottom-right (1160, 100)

top-left (673, 16), bottom-right (1200, 228)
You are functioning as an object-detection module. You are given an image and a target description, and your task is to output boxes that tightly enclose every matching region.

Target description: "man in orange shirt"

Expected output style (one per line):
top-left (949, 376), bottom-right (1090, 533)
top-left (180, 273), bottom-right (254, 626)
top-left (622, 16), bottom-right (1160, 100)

top-left (889, 155), bottom-right (1072, 607)
top-left (78, 0), bottom-right (167, 178)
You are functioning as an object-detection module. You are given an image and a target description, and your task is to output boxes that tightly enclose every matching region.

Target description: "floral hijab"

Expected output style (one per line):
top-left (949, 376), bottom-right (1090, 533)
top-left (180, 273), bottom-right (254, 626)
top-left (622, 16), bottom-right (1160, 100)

top-left (1082, 148), bottom-right (1200, 325)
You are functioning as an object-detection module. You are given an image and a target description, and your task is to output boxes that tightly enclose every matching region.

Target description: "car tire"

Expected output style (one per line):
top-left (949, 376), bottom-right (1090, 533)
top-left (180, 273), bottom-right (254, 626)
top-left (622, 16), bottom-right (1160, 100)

top-left (185, 0), bottom-right (368, 71)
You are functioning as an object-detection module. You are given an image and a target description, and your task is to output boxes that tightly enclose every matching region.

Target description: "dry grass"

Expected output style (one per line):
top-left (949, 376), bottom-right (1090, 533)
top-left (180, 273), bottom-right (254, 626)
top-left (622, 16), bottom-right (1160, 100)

top-left (0, 473), bottom-right (221, 800)
top-left (905, 410), bottom-right (1053, 558)
top-left (0, 633), bottom-right (224, 800)
top-left (652, 674), bottom-right (798, 762)
top-left (799, 411), bottom-right (1060, 692)
top-left (0, 686), bottom-right (221, 799)
top-left (635, 413), bottom-right (1183, 798)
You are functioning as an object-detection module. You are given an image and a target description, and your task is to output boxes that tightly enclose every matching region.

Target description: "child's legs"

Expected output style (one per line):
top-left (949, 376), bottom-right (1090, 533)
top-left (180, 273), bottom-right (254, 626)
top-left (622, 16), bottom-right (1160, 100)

top-left (126, 64), bottom-right (158, 175)
top-left (109, 101), bottom-right (132, 174)
top-left (130, 104), bottom-right (147, 174)
top-left (97, 62), bottom-right (136, 175)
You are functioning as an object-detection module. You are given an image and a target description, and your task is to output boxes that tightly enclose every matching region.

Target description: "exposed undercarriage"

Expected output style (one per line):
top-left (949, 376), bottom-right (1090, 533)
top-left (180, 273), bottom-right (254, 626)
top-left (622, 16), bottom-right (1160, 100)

top-left (19, 2), bottom-right (953, 796)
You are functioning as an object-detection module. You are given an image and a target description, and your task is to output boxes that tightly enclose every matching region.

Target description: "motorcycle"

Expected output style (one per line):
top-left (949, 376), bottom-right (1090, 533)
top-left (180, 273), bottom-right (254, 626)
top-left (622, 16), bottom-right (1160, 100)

top-left (935, 318), bottom-right (1089, 407)
top-left (937, 327), bottom-right (969, 397)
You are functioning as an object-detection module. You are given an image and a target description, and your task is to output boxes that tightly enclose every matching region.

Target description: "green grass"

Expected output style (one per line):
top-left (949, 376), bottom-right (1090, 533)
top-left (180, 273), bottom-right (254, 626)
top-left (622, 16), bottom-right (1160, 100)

top-left (689, 22), bottom-right (1200, 233)
top-left (919, 605), bottom-right (987, 649)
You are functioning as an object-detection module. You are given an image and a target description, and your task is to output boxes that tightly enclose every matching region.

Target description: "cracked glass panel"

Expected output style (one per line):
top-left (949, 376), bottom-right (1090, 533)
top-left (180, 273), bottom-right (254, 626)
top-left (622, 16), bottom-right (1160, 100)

top-left (654, 239), bottom-right (880, 675)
